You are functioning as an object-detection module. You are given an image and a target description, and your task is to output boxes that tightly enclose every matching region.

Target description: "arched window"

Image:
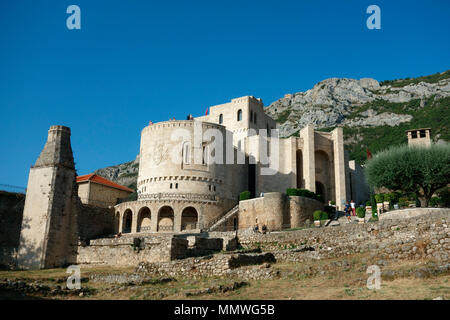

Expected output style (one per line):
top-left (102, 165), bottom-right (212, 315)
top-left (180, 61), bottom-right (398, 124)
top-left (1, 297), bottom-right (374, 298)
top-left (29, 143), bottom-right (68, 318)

top-left (253, 113), bottom-right (257, 124)
top-left (237, 109), bottom-right (242, 121)
top-left (182, 142), bottom-right (191, 164)
top-left (250, 111), bottom-right (253, 122)
top-left (202, 146), bottom-right (208, 165)
top-left (219, 114), bottom-right (223, 124)
top-left (267, 123), bottom-right (270, 137)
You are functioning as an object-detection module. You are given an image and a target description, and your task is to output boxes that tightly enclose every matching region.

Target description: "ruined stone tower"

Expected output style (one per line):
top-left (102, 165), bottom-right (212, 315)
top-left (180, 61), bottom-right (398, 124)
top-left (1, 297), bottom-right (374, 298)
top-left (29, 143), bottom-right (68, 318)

top-left (17, 125), bottom-right (78, 269)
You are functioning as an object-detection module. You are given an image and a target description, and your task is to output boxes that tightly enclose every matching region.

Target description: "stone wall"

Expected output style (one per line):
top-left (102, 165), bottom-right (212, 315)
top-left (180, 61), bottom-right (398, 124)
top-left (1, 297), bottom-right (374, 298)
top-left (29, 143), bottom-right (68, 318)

top-left (236, 208), bottom-right (450, 263)
top-left (289, 195), bottom-right (324, 228)
top-left (77, 234), bottom-right (225, 266)
top-left (76, 203), bottom-right (115, 241)
top-left (238, 193), bottom-right (288, 231)
top-left (135, 252), bottom-right (276, 279)
top-left (77, 236), bottom-right (179, 265)
top-left (238, 193), bottom-right (324, 231)
top-left (0, 191), bottom-right (24, 249)
top-left (0, 191), bottom-right (23, 268)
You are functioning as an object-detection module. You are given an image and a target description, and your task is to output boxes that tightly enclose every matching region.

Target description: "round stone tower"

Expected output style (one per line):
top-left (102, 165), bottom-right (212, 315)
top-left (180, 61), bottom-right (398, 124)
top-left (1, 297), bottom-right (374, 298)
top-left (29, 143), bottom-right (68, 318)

top-left (114, 120), bottom-right (238, 234)
top-left (138, 120), bottom-right (227, 200)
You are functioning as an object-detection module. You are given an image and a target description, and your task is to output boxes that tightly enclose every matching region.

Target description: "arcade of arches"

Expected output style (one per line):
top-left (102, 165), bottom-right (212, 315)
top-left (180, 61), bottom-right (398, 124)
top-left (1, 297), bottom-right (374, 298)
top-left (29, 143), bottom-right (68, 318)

top-left (115, 203), bottom-right (200, 234)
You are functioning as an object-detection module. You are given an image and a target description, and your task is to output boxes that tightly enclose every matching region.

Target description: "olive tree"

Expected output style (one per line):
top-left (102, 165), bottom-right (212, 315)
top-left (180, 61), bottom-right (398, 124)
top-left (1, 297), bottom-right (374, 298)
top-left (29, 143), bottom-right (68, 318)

top-left (365, 143), bottom-right (450, 207)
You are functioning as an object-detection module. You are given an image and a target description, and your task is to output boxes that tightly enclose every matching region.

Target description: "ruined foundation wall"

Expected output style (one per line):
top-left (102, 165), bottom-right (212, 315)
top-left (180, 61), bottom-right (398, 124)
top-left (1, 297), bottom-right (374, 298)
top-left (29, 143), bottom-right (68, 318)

top-left (237, 209), bottom-right (450, 263)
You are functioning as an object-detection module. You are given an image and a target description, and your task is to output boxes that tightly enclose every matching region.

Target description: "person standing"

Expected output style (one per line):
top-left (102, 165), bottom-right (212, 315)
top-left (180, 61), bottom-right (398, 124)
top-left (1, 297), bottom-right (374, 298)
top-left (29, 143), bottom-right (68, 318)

top-left (351, 200), bottom-right (356, 216)
top-left (345, 201), bottom-right (352, 223)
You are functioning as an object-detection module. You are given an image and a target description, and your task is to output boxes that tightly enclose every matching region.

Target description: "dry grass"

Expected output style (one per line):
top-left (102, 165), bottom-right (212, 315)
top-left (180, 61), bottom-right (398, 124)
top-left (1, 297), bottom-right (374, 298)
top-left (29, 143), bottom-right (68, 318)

top-left (0, 254), bottom-right (448, 300)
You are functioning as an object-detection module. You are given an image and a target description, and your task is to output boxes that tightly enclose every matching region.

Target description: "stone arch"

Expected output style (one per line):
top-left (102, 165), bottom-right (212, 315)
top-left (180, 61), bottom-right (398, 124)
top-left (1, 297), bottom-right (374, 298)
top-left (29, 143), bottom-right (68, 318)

top-left (314, 150), bottom-right (330, 202)
top-left (237, 109), bottom-right (242, 121)
top-left (219, 114), bottom-right (223, 124)
top-left (137, 207), bottom-right (151, 232)
top-left (157, 205), bottom-right (174, 232)
top-left (181, 206), bottom-right (198, 231)
top-left (296, 150), bottom-right (303, 188)
top-left (122, 209), bottom-right (133, 233)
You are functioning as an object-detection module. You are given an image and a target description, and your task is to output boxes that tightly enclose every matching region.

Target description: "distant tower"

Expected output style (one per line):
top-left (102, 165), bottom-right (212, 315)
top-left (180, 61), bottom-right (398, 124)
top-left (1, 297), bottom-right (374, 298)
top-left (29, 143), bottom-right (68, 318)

top-left (406, 128), bottom-right (431, 147)
top-left (17, 126), bottom-right (78, 269)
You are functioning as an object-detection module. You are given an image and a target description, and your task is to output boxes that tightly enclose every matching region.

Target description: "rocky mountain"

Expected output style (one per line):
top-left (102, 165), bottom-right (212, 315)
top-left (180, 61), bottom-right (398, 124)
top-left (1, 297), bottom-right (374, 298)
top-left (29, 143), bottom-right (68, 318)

top-left (266, 71), bottom-right (450, 138)
top-left (94, 156), bottom-right (139, 190)
top-left (95, 70), bottom-right (450, 190)
top-left (266, 70), bottom-right (450, 162)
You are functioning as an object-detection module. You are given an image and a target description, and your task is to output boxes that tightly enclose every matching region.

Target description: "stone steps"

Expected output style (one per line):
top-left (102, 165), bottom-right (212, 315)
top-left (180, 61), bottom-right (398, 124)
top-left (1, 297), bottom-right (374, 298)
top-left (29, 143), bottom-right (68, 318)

top-left (207, 205), bottom-right (239, 231)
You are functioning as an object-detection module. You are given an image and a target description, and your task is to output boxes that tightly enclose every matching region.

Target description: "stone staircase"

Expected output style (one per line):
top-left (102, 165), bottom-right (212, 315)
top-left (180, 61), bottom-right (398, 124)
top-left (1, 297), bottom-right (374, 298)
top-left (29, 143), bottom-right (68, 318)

top-left (206, 205), bottom-right (240, 231)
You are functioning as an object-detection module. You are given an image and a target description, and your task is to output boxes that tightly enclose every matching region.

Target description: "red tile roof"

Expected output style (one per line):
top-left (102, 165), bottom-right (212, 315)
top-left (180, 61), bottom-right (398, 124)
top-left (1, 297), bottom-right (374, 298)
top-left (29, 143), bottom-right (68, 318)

top-left (76, 174), bottom-right (134, 193)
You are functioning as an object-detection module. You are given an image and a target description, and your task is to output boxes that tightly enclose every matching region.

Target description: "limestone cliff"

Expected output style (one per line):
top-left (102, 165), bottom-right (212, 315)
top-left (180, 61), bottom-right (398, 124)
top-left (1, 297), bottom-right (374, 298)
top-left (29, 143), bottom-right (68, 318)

top-left (94, 155), bottom-right (139, 190)
top-left (266, 71), bottom-right (450, 138)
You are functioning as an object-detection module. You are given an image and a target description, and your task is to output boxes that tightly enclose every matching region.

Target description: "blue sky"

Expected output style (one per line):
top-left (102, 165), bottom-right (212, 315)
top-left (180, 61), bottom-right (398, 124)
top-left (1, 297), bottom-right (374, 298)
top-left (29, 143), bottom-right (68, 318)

top-left (0, 0), bottom-right (449, 188)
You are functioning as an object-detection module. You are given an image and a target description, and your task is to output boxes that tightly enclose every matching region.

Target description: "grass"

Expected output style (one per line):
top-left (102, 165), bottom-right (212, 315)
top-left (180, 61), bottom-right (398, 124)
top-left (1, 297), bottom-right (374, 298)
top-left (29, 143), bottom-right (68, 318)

top-left (1, 253), bottom-right (449, 300)
top-left (380, 70), bottom-right (450, 87)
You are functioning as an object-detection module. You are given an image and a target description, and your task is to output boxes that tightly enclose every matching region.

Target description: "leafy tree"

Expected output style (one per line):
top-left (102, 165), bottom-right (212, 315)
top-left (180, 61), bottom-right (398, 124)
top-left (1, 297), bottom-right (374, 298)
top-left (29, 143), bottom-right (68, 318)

top-left (365, 144), bottom-right (450, 207)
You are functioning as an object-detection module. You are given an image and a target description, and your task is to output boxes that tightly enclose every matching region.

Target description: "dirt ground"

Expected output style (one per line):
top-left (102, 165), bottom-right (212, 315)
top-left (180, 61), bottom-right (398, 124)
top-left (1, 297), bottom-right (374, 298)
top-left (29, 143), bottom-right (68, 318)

top-left (0, 253), bottom-right (448, 300)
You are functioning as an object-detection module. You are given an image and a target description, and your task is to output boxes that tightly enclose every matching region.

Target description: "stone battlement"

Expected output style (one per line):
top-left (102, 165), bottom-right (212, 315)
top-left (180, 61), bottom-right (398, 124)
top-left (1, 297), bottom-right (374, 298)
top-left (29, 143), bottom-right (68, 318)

top-left (141, 119), bottom-right (225, 133)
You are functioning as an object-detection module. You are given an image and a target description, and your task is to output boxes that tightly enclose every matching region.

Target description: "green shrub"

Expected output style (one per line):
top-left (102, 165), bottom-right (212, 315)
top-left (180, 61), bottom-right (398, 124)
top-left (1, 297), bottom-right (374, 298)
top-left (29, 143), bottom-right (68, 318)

top-left (375, 193), bottom-right (384, 203)
top-left (365, 201), bottom-right (371, 206)
top-left (239, 191), bottom-right (251, 201)
top-left (429, 197), bottom-right (442, 207)
top-left (370, 194), bottom-right (377, 217)
top-left (330, 200), bottom-right (336, 205)
top-left (313, 210), bottom-right (328, 221)
top-left (286, 188), bottom-right (324, 203)
top-left (437, 187), bottom-right (450, 207)
top-left (356, 207), bottom-right (365, 218)
top-left (297, 188), bottom-right (315, 198)
top-left (313, 211), bottom-right (321, 221)
top-left (286, 188), bottom-right (298, 196)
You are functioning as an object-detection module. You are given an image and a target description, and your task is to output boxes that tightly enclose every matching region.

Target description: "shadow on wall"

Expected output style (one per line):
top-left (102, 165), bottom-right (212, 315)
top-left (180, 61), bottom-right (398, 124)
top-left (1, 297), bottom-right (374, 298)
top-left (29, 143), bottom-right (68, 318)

top-left (9, 216), bottom-right (42, 270)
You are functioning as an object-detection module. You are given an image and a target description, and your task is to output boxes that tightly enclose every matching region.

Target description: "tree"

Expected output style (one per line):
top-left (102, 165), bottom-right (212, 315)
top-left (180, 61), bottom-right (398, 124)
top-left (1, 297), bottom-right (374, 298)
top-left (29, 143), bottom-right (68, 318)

top-left (365, 143), bottom-right (450, 207)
